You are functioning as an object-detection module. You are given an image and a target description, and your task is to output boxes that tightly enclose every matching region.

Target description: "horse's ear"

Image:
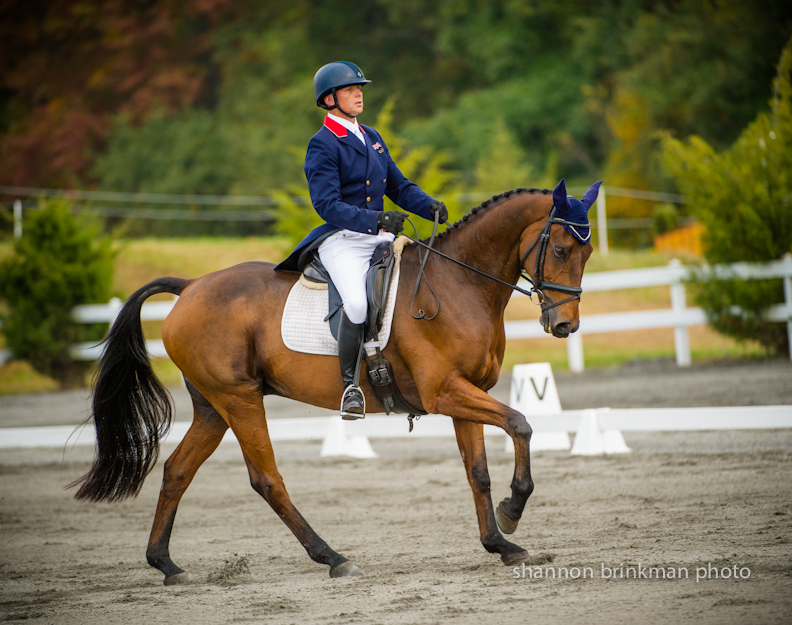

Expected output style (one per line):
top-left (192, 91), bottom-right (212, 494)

top-left (553, 179), bottom-right (569, 209)
top-left (581, 180), bottom-right (602, 210)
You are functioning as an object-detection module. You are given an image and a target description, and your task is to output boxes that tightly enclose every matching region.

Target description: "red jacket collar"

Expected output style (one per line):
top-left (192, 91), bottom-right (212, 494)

top-left (323, 115), bottom-right (347, 137)
top-left (323, 115), bottom-right (367, 138)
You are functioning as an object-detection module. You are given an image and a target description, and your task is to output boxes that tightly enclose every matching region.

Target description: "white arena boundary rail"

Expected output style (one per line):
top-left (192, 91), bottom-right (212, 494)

top-left (0, 256), bottom-right (789, 371)
top-left (3, 406), bottom-right (791, 457)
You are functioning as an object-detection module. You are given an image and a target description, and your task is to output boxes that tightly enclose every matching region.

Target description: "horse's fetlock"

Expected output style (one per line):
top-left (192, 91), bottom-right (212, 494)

top-left (481, 535), bottom-right (507, 554)
top-left (146, 548), bottom-right (167, 568)
top-left (510, 477), bottom-right (534, 500)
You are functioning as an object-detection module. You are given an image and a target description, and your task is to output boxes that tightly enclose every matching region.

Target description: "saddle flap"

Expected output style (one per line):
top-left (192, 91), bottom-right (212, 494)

top-left (365, 242), bottom-right (395, 341)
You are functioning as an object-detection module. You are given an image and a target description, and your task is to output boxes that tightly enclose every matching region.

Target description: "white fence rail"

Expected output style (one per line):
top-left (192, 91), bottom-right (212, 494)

top-left (507, 255), bottom-right (792, 371)
top-left (3, 406), bottom-right (791, 454)
top-left (1, 256), bottom-right (790, 370)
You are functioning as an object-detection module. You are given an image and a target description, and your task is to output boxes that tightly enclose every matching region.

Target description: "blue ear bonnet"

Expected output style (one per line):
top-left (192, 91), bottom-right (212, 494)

top-left (558, 197), bottom-right (591, 242)
top-left (551, 179), bottom-right (602, 243)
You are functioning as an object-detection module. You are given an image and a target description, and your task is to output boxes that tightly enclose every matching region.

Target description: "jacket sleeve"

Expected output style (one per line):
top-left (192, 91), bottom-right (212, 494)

top-left (380, 137), bottom-right (435, 221)
top-left (305, 136), bottom-right (380, 235)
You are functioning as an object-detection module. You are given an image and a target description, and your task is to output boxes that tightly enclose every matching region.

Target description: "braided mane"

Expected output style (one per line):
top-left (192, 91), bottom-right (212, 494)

top-left (435, 187), bottom-right (551, 240)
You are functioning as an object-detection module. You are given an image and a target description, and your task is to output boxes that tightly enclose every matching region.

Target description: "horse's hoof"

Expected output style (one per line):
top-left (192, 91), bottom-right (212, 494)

top-left (164, 571), bottom-right (190, 586)
top-left (330, 561), bottom-right (361, 578)
top-left (496, 504), bottom-right (519, 535)
top-left (502, 551), bottom-right (532, 566)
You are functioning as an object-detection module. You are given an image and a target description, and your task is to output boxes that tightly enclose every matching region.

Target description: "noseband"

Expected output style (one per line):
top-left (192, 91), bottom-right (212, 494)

top-left (518, 206), bottom-right (588, 312)
top-left (404, 204), bottom-right (588, 318)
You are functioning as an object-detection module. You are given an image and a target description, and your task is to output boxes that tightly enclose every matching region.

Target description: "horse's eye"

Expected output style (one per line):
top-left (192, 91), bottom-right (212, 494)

top-left (554, 246), bottom-right (568, 259)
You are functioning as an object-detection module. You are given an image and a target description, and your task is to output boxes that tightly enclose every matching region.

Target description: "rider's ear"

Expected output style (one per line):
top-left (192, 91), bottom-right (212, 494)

top-left (324, 93), bottom-right (335, 107)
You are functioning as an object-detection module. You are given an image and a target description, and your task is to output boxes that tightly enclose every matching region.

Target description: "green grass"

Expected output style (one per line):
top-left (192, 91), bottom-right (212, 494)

top-left (0, 238), bottom-right (774, 395)
top-left (0, 361), bottom-right (59, 395)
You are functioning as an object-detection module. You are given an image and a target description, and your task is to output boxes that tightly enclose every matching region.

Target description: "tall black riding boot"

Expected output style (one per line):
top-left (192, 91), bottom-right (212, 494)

top-left (337, 312), bottom-right (366, 420)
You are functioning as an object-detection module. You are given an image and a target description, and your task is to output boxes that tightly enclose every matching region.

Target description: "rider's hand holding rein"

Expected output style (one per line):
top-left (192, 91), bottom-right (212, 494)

top-left (377, 211), bottom-right (408, 235)
top-left (429, 200), bottom-right (448, 224)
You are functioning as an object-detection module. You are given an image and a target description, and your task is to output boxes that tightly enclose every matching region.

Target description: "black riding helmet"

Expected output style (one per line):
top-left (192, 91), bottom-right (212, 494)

top-left (314, 61), bottom-right (371, 116)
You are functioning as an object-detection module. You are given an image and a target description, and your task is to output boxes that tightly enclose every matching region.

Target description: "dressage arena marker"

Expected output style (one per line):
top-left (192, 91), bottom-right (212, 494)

top-left (320, 416), bottom-right (378, 458)
top-left (3, 406), bottom-right (790, 457)
top-left (570, 409), bottom-right (631, 455)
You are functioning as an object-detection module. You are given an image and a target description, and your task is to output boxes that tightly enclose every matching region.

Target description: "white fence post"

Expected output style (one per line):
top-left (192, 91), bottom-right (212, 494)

top-left (567, 333), bottom-right (584, 372)
top-left (108, 297), bottom-right (123, 330)
top-left (596, 187), bottom-right (608, 257)
top-left (13, 200), bottom-right (22, 239)
top-left (669, 259), bottom-right (691, 367)
top-left (783, 253), bottom-right (792, 362)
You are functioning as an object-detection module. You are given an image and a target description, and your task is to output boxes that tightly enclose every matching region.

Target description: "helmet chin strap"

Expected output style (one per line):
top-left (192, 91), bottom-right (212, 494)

top-left (327, 88), bottom-right (358, 119)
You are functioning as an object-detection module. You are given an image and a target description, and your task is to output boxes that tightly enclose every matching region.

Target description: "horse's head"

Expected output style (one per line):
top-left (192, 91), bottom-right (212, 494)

top-left (519, 179), bottom-right (599, 338)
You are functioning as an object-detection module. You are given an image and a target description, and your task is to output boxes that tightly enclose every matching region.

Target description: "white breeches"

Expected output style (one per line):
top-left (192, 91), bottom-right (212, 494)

top-left (318, 229), bottom-right (395, 324)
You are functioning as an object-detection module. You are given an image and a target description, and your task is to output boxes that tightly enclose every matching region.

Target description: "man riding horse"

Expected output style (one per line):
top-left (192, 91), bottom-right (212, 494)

top-left (71, 61), bottom-right (602, 584)
top-left (276, 61), bottom-right (448, 420)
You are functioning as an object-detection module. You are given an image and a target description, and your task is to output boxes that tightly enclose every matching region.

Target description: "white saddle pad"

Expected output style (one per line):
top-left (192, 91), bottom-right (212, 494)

top-left (281, 238), bottom-right (410, 356)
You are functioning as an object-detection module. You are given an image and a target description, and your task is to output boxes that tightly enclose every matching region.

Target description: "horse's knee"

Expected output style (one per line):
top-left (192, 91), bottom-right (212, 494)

top-left (508, 414), bottom-right (532, 441)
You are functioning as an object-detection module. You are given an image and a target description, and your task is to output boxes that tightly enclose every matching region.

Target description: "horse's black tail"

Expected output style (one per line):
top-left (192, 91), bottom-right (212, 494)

top-left (70, 277), bottom-right (191, 503)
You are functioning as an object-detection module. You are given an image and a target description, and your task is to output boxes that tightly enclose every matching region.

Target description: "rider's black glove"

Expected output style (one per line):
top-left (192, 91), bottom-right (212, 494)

top-left (429, 200), bottom-right (448, 224)
top-left (377, 211), bottom-right (408, 235)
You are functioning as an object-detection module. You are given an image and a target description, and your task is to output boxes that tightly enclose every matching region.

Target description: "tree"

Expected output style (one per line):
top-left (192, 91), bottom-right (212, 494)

top-left (0, 201), bottom-right (116, 387)
top-left (661, 36), bottom-right (792, 355)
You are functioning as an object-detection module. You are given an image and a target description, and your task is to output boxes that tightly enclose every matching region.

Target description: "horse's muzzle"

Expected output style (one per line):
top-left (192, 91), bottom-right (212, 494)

top-left (541, 310), bottom-right (577, 338)
top-left (552, 321), bottom-right (573, 338)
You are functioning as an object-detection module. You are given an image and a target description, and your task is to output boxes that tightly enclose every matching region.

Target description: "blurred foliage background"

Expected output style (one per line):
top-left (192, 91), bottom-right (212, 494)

top-left (1, 0), bottom-right (790, 241)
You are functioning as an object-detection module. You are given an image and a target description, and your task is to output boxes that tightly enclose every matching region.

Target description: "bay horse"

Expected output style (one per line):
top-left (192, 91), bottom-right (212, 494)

top-left (71, 181), bottom-right (596, 584)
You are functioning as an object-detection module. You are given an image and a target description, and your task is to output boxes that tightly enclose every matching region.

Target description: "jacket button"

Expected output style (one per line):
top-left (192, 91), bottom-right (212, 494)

top-left (366, 180), bottom-right (370, 185)
top-left (366, 196), bottom-right (371, 202)
top-left (383, 179), bottom-right (386, 183)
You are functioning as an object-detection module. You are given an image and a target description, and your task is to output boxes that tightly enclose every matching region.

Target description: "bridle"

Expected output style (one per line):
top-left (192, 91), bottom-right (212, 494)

top-left (517, 205), bottom-right (588, 312)
top-left (404, 204), bottom-right (590, 319)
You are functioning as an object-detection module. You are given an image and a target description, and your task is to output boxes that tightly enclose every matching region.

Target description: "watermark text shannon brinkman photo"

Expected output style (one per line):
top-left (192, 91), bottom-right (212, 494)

top-left (513, 562), bottom-right (752, 583)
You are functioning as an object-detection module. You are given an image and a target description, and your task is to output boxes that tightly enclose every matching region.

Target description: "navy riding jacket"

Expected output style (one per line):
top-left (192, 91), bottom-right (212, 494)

top-left (275, 115), bottom-right (436, 272)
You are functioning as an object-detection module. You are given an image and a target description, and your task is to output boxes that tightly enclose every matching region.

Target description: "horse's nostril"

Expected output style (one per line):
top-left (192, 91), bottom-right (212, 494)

top-left (554, 322), bottom-right (572, 337)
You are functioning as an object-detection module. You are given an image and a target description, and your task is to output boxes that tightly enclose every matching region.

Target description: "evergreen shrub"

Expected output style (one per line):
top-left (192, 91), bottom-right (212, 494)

top-left (0, 201), bottom-right (117, 388)
top-left (662, 38), bottom-right (792, 355)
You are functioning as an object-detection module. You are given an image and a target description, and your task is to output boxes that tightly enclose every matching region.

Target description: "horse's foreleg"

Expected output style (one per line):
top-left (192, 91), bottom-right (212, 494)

top-left (452, 419), bottom-right (531, 565)
top-left (437, 377), bottom-right (534, 537)
top-left (226, 400), bottom-right (359, 578)
top-left (146, 392), bottom-right (228, 585)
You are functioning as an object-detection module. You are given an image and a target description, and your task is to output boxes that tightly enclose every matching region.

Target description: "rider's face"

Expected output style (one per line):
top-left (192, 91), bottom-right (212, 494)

top-left (325, 84), bottom-right (364, 120)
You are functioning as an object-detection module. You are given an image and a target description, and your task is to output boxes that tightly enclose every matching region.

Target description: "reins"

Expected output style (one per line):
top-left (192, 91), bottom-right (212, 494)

top-left (403, 204), bottom-right (589, 319)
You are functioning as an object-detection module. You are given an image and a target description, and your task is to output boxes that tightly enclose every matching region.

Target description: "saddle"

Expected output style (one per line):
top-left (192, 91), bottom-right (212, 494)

top-left (297, 238), bottom-right (426, 417)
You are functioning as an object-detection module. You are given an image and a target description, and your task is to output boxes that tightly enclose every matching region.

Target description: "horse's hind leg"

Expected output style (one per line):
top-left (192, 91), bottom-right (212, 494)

top-left (453, 419), bottom-right (531, 565)
top-left (146, 380), bottom-right (229, 585)
top-left (226, 397), bottom-right (358, 578)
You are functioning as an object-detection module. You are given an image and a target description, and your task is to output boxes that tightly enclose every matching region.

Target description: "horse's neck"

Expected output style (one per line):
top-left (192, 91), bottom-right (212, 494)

top-left (437, 193), bottom-right (547, 295)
